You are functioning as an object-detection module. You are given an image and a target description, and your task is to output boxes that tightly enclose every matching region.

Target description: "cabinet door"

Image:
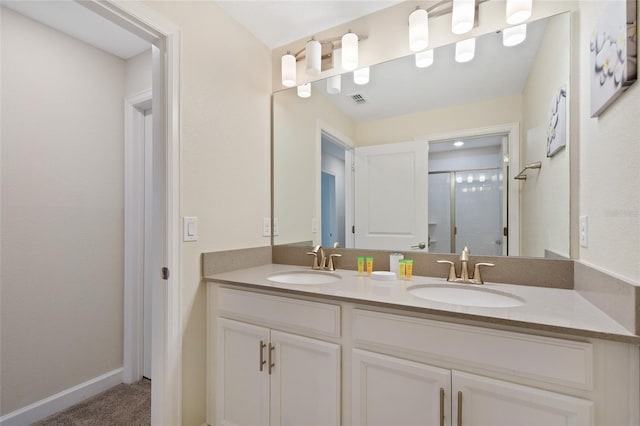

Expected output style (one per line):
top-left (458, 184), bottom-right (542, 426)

top-left (216, 318), bottom-right (270, 426)
top-left (269, 330), bottom-right (340, 426)
top-left (352, 349), bottom-right (451, 426)
top-left (452, 371), bottom-right (593, 426)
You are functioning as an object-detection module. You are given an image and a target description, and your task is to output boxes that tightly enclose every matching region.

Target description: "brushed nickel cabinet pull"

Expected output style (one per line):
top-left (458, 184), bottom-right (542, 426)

top-left (440, 387), bottom-right (445, 426)
top-left (457, 391), bottom-right (463, 426)
top-left (268, 343), bottom-right (275, 375)
top-left (259, 340), bottom-right (266, 372)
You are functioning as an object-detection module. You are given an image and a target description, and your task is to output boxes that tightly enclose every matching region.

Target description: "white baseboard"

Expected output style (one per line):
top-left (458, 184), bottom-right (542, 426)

top-left (0, 368), bottom-right (123, 426)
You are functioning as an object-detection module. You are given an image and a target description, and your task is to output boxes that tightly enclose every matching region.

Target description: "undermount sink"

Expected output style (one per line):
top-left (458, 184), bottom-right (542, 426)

top-left (267, 269), bottom-right (341, 285)
top-left (407, 284), bottom-right (525, 308)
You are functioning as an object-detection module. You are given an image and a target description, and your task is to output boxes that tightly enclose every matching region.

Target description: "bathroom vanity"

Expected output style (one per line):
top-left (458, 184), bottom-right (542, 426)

top-left (205, 264), bottom-right (639, 426)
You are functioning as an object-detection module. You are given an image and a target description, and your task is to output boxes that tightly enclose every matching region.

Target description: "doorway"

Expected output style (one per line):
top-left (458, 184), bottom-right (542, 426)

top-left (428, 134), bottom-right (507, 256)
top-left (320, 132), bottom-right (349, 248)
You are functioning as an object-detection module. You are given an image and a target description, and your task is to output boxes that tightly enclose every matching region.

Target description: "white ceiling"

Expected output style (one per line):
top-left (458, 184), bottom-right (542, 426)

top-left (1, 0), bottom-right (151, 59)
top-left (215, 0), bottom-right (404, 49)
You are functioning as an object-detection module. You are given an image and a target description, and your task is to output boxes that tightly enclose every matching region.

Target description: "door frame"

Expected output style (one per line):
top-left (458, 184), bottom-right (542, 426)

top-left (422, 123), bottom-right (520, 256)
top-left (81, 1), bottom-right (182, 424)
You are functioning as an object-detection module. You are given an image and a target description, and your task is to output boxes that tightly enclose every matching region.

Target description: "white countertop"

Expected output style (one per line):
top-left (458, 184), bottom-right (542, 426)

top-left (206, 263), bottom-right (639, 343)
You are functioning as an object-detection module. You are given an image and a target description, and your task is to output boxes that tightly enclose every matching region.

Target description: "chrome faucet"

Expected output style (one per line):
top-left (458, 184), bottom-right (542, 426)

top-left (437, 246), bottom-right (495, 284)
top-left (306, 245), bottom-right (342, 271)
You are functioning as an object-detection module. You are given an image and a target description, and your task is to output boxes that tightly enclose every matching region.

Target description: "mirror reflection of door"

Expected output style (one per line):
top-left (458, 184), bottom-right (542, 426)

top-left (321, 133), bottom-right (347, 248)
top-left (428, 135), bottom-right (506, 256)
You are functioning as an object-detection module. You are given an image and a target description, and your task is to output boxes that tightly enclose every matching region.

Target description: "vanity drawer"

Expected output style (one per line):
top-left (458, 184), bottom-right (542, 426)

top-left (352, 309), bottom-right (593, 390)
top-left (217, 287), bottom-right (341, 338)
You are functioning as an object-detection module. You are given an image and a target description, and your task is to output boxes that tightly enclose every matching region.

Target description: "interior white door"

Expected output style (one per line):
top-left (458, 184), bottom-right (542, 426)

top-left (354, 141), bottom-right (429, 250)
top-left (452, 370), bottom-right (593, 426)
top-left (216, 319), bottom-right (270, 426)
top-left (352, 349), bottom-right (451, 426)
top-left (269, 330), bottom-right (340, 426)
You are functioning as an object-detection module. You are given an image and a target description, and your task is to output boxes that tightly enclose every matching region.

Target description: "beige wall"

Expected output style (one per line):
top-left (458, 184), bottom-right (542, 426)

top-left (1, 8), bottom-right (125, 415)
top-left (125, 48), bottom-right (152, 96)
top-left (273, 88), bottom-right (356, 246)
top-left (577, 1), bottom-right (640, 282)
top-left (355, 94), bottom-right (522, 146)
top-left (521, 12), bottom-right (571, 257)
top-left (141, 2), bottom-right (272, 425)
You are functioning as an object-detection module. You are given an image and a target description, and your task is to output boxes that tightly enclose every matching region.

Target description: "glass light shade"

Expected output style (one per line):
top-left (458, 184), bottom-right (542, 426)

top-left (409, 9), bottom-right (429, 52)
top-left (451, 0), bottom-right (475, 35)
top-left (353, 67), bottom-right (370, 85)
top-left (306, 39), bottom-right (321, 76)
top-left (506, 0), bottom-right (532, 25)
top-left (503, 24), bottom-right (527, 46)
top-left (327, 75), bottom-right (341, 94)
top-left (281, 53), bottom-right (296, 87)
top-left (415, 49), bottom-right (434, 68)
top-left (297, 83), bottom-right (311, 98)
top-left (341, 32), bottom-right (358, 71)
top-left (455, 38), bottom-right (476, 63)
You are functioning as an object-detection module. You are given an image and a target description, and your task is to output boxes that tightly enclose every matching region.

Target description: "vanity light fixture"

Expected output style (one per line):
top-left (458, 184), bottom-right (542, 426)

top-left (409, 7), bottom-right (429, 52)
top-left (415, 49), bottom-right (434, 68)
top-left (297, 83), bottom-right (311, 98)
top-left (452, 0), bottom-right (475, 35)
top-left (455, 37), bottom-right (476, 63)
top-left (453, 140), bottom-right (465, 147)
top-left (353, 67), bottom-right (370, 85)
top-left (506, 0), bottom-right (532, 25)
top-left (503, 24), bottom-right (527, 46)
top-left (327, 75), bottom-right (341, 94)
top-left (281, 51), bottom-right (296, 87)
top-left (306, 38), bottom-right (322, 76)
top-left (341, 31), bottom-right (359, 71)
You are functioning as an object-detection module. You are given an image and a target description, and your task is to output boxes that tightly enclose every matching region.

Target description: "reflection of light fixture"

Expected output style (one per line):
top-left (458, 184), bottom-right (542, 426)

top-left (409, 8), bottom-right (429, 52)
top-left (503, 24), bottom-right (527, 46)
top-left (453, 140), bottom-right (465, 147)
top-left (479, 174), bottom-right (486, 182)
top-left (297, 83), bottom-right (311, 98)
top-left (353, 67), bottom-right (370, 85)
top-left (467, 174), bottom-right (473, 183)
top-left (327, 75), bottom-right (341, 94)
top-left (342, 31), bottom-right (358, 71)
top-left (415, 49), bottom-right (434, 68)
top-left (506, 0), bottom-right (532, 25)
top-left (306, 38), bottom-right (321, 75)
top-left (452, 0), bottom-right (475, 35)
top-left (455, 38), bottom-right (476, 63)
top-left (456, 176), bottom-right (463, 183)
top-left (281, 52), bottom-right (296, 87)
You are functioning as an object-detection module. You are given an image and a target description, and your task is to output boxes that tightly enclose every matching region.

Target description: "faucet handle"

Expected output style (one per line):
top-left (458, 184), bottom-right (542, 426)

top-left (305, 251), bottom-right (321, 269)
top-left (437, 260), bottom-right (457, 282)
top-left (472, 262), bottom-right (495, 284)
top-left (327, 253), bottom-right (342, 271)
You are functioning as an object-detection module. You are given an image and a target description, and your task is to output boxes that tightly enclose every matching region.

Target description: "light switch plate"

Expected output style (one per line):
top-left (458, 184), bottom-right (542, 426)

top-left (263, 217), bottom-right (271, 237)
top-left (273, 218), bottom-right (280, 236)
top-left (183, 216), bottom-right (198, 242)
top-left (579, 215), bottom-right (588, 247)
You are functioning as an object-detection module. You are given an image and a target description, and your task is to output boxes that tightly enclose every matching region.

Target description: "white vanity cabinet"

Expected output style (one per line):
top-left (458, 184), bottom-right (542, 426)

top-left (352, 347), bottom-right (592, 426)
top-left (210, 287), bottom-right (341, 426)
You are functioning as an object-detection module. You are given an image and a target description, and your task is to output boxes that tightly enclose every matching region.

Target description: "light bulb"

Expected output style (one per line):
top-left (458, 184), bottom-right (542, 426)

top-left (353, 67), bottom-right (370, 85)
top-left (452, 0), bottom-right (475, 35)
top-left (281, 52), bottom-right (296, 87)
top-left (455, 38), bottom-right (476, 63)
top-left (327, 75), bottom-right (341, 94)
top-left (506, 0), bottom-right (532, 25)
top-left (409, 8), bottom-right (429, 52)
top-left (306, 39), bottom-right (321, 76)
top-left (297, 83), bottom-right (311, 98)
top-left (415, 49), bottom-right (434, 68)
top-left (341, 32), bottom-right (358, 71)
top-left (503, 24), bottom-right (527, 47)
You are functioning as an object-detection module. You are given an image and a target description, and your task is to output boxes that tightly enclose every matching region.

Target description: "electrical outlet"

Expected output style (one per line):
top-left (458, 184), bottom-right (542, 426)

top-left (263, 217), bottom-right (271, 237)
top-left (273, 218), bottom-right (280, 236)
top-left (579, 215), bottom-right (588, 247)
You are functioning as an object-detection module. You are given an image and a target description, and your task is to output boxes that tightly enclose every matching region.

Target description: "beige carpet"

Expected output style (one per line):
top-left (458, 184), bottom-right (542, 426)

top-left (32, 379), bottom-right (150, 426)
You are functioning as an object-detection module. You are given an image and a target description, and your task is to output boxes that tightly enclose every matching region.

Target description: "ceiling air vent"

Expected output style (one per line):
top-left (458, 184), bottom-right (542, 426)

top-left (350, 93), bottom-right (367, 104)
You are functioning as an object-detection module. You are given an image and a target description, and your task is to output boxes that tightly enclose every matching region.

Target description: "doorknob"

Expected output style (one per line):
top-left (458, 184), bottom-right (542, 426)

top-left (411, 242), bottom-right (426, 250)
